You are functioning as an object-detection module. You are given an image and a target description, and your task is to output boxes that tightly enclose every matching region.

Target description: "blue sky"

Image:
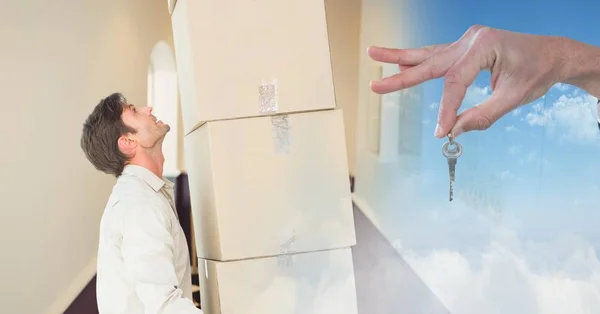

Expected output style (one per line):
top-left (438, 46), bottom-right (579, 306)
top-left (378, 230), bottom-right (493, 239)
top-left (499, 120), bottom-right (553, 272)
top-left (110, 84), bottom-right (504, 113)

top-left (378, 2), bottom-right (600, 312)
top-left (402, 0), bottom-right (600, 227)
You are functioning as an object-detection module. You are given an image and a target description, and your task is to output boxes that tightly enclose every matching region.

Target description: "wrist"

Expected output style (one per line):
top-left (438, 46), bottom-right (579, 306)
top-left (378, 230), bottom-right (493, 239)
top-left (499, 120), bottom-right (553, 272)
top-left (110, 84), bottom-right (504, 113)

top-left (556, 36), bottom-right (600, 96)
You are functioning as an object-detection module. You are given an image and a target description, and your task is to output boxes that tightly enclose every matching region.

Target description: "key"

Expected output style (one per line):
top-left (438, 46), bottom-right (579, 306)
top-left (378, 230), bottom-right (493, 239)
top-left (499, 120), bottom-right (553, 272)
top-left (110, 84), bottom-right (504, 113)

top-left (442, 135), bottom-right (462, 202)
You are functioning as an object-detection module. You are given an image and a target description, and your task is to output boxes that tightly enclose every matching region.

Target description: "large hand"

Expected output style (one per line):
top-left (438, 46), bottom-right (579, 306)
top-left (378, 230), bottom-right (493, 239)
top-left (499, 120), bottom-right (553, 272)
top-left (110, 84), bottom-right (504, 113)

top-left (368, 25), bottom-right (566, 139)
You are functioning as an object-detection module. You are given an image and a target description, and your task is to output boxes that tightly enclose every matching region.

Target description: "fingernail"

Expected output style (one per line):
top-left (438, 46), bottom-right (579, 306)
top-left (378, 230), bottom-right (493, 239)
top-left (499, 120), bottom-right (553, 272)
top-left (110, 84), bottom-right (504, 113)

top-left (434, 123), bottom-right (443, 137)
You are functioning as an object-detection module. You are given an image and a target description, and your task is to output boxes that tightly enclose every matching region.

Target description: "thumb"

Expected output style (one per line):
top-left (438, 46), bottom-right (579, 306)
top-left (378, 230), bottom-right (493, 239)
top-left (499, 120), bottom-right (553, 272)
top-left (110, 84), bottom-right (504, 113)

top-left (450, 92), bottom-right (518, 138)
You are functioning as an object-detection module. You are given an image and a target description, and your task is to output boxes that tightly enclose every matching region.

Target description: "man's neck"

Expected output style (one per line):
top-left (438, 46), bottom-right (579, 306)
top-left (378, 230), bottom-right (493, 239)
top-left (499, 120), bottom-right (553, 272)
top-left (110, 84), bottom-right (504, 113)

top-left (128, 150), bottom-right (165, 178)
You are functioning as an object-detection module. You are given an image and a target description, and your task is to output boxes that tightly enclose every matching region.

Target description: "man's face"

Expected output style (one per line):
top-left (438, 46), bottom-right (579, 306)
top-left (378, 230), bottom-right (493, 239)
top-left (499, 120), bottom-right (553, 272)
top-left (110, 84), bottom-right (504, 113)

top-left (121, 104), bottom-right (170, 149)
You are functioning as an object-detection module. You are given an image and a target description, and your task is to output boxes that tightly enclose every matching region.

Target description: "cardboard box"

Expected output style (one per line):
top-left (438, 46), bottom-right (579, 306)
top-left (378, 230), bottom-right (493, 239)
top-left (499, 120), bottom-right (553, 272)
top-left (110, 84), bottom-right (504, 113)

top-left (184, 109), bottom-right (355, 261)
top-left (171, 0), bottom-right (336, 134)
top-left (198, 248), bottom-right (358, 314)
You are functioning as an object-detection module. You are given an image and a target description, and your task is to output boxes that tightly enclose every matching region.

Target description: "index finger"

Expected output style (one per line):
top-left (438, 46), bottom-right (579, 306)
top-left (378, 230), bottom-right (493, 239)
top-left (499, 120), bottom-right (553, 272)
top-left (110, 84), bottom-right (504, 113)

top-left (367, 44), bottom-right (450, 65)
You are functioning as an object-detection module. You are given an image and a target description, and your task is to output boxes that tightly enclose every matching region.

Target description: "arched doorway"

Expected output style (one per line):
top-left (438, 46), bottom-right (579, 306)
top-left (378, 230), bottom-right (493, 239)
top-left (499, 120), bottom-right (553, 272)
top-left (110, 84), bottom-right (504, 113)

top-left (147, 40), bottom-right (180, 178)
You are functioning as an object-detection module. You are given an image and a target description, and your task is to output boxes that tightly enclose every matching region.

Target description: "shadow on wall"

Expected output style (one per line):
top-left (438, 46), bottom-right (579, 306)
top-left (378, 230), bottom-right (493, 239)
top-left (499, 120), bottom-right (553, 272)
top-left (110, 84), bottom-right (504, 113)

top-left (351, 205), bottom-right (451, 314)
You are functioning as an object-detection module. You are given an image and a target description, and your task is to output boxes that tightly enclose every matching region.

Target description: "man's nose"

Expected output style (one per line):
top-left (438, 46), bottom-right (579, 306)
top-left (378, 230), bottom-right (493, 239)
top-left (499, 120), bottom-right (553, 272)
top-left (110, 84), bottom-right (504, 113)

top-left (143, 106), bottom-right (153, 115)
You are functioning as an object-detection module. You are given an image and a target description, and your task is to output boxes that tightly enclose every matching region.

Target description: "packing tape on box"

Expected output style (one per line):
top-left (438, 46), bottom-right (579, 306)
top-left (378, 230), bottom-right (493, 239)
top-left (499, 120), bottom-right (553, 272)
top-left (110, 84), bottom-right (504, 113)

top-left (204, 260), bottom-right (209, 279)
top-left (271, 115), bottom-right (292, 155)
top-left (277, 230), bottom-right (297, 268)
top-left (259, 79), bottom-right (278, 114)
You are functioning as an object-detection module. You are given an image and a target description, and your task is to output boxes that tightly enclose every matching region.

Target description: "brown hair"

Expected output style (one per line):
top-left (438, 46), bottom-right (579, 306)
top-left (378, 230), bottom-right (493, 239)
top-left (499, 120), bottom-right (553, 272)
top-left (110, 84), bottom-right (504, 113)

top-left (80, 93), bottom-right (136, 177)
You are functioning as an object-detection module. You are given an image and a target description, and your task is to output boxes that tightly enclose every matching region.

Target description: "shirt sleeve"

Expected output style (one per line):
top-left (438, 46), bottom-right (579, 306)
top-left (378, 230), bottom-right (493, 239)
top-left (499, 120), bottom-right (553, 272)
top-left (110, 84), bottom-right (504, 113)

top-left (120, 201), bottom-right (203, 314)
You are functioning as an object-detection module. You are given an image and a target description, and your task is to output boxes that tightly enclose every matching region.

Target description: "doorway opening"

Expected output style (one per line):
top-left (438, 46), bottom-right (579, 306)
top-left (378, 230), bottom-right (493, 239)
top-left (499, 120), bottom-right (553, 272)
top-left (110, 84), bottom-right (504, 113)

top-left (147, 40), bottom-right (180, 178)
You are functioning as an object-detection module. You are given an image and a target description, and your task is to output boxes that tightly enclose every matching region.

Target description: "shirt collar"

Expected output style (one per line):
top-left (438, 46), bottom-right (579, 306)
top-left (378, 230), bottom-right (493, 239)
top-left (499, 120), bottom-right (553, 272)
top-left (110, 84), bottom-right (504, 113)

top-left (122, 164), bottom-right (173, 192)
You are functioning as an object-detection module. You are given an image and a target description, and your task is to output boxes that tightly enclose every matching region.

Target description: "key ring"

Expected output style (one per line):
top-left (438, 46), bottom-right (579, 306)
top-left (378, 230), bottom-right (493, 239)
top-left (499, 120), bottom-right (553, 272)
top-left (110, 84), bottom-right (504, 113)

top-left (442, 135), bottom-right (462, 158)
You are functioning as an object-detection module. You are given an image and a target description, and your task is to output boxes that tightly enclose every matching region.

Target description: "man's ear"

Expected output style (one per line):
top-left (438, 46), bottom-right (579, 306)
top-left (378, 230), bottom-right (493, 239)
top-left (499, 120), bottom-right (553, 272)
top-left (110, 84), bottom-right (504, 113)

top-left (117, 135), bottom-right (136, 156)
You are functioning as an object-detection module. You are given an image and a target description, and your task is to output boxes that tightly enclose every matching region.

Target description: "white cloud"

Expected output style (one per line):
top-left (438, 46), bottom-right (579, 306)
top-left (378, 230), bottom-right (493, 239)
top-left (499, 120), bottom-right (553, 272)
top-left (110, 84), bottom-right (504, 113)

top-left (504, 125), bottom-right (516, 132)
top-left (512, 107), bottom-right (523, 116)
top-left (525, 102), bottom-right (551, 126)
top-left (521, 151), bottom-right (538, 164)
top-left (430, 85), bottom-right (493, 113)
top-left (570, 88), bottom-right (582, 97)
top-left (384, 200), bottom-right (600, 314)
top-left (525, 94), bottom-right (599, 144)
top-left (462, 85), bottom-right (492, 109)
top-left (518, 151), bottom-right (551, 167)
top-left (398, 234), bottom-right (600, 314)
top-left (365, 166), bottom-right (600, 314)
top-left (508, 145), bottom-right (521, 155)
top-left (495, 170), bottom-right (515, 180)
top-left (552, 83), bottom-right (571, 92)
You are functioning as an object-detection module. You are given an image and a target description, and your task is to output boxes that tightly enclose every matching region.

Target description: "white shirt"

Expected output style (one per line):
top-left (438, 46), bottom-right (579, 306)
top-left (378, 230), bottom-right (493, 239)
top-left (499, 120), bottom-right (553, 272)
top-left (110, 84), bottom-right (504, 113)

top-left (96, 165), bottom-right (203, 314)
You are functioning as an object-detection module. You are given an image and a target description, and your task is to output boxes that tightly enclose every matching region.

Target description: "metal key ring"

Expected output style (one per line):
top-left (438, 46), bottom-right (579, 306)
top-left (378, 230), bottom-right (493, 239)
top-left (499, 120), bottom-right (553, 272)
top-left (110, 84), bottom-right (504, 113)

top-left (442, 140), bottom-right (462, 158)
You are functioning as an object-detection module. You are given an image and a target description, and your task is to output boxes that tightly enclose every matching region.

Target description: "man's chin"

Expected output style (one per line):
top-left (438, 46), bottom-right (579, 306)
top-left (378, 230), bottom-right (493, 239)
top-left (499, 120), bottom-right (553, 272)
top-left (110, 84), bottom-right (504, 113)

top-left (158, 123), bottom-right (171, 134)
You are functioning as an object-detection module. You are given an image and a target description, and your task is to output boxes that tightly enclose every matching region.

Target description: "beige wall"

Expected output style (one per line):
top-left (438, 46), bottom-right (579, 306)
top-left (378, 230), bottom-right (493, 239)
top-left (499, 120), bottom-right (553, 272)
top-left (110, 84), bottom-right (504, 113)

top-left (0, 1), bottom-right (175, 313)
top-left (326, 0), bottom-right (362, 175)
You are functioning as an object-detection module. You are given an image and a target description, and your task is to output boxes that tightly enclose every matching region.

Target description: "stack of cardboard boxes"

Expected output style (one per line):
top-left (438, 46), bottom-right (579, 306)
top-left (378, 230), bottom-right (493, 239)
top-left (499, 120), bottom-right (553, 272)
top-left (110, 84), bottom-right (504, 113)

top-left (169, 0), bottom-right (358, 313)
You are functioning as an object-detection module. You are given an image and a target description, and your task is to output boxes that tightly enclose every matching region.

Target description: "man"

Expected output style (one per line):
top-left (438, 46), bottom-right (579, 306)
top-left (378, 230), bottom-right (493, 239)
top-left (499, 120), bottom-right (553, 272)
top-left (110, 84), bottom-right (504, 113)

top-left (80, 93), bottom-right (202, 313)
top-left (368, 25), bottom-right (600, 139)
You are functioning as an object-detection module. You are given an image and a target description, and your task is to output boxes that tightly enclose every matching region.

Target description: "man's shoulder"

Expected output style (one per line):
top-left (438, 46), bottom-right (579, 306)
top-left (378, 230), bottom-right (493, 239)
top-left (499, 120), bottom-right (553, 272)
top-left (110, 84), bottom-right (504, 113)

top-left (113, 173), bottom-right (157, 197)
top-left (99, 174), bottom-right (166, 236)
top-left (104, 175), bottom-right (159, 212)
